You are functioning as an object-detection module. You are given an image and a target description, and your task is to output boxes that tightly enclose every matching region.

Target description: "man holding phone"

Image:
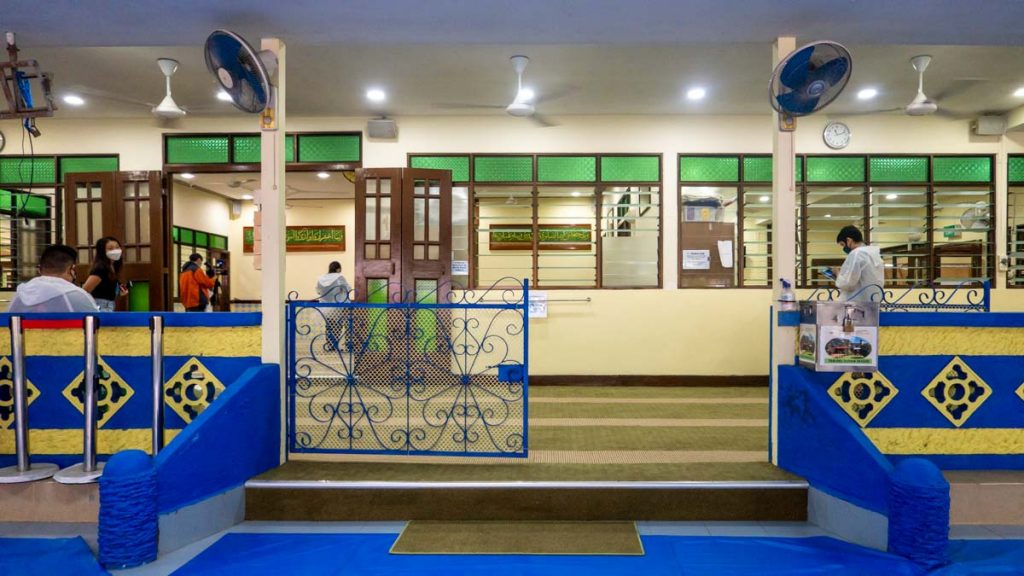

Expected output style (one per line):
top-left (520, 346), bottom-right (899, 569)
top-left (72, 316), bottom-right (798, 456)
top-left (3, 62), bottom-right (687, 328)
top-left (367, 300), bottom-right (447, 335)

top-left (829, 225), bottom-right (884, 302)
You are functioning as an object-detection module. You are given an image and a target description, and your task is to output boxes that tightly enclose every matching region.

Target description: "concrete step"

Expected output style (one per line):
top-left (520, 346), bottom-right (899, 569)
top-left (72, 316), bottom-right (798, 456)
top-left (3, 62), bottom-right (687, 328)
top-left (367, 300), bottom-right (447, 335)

top-left (0, 479), bottom-right (98, 523)
top-left (947, 471), bottom-right (1024, 526)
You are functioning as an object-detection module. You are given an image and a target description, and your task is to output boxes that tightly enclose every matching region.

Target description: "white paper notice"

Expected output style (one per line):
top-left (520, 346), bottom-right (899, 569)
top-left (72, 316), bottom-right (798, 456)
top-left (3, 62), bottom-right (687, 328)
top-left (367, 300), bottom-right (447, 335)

top-left (682, 250), bottom-right (711, 270)
top-left (717, 240), bottom-right (734, 268)
top-left (528, 291), bottom-right (548, 319)
top-left (451, 260), bottom-right (469, 275)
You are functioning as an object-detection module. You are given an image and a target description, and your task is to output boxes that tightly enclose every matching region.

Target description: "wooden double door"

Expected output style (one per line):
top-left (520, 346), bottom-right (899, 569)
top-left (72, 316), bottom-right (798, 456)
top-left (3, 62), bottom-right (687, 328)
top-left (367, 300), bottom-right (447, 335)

top-left (355, 168), bottom-right (452, 302)
top-left (64, 171), bottom-right (170, 311)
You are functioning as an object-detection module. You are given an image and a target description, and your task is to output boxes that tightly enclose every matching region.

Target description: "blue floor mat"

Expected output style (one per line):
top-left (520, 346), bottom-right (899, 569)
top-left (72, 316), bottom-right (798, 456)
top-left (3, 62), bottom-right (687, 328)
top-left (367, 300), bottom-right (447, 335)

top-left (0, 537), bottom-right (106, 576)
top-left (173, 533), bottom-right (926, 576)
top-left (935, 540), bottom-right (1024, 575)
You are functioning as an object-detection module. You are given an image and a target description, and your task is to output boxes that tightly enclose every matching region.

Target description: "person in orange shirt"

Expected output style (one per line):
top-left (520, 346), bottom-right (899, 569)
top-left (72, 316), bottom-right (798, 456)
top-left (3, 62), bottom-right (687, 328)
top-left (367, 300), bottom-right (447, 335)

top-left (178, 253), bottom-right (215, 312)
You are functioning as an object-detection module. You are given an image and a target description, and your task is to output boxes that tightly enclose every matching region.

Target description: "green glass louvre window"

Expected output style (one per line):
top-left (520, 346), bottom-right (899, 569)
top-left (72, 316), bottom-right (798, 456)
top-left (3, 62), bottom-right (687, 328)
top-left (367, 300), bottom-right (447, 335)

top-left (297, 134), bottom-right (361, 163)
top-left (180, 228), bottom-right (195, 244)
top-left (933, 156), bottom-right (991, 182)
top-left (474, 156), bottom-right (533, 182)
top-left (166, 136), bottom-right (230, 164)
top-left (537, 156), bottom-right (597, 182)
top-left (738, 156), bottom-right (803, 182)
top-left (0, 189), bottom-right (48, 218)
top-left (233, 136), bottom-right (296, 163)
top-left (869, 157), bottom-right (928, 182)
top-left (172, 227), bottom-right (180, 242)
top-left (195, 231), bottom-right (209, 247)
top-left (410, 156), bottom-right (471, 182)
top-left (59, 156), bottom-right (119, 180)
top-left (0, 157), bottom-right (57, 184)
top-left (1010, 156), bottom-right (1024, 183)
top-left (210, 234), bottom-right (228, 250)
top-left (600, 155), bottom-right (659, 182)
top-left (805, 156), bottom-right (865, 182)
top-left (679, 156), bottom-right (739, 182)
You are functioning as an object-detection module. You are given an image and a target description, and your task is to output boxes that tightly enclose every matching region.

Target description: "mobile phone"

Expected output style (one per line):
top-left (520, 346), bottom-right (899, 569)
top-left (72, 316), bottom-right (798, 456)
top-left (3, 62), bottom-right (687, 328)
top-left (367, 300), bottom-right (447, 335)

top-left (819, 266), bottom-right (836, 279)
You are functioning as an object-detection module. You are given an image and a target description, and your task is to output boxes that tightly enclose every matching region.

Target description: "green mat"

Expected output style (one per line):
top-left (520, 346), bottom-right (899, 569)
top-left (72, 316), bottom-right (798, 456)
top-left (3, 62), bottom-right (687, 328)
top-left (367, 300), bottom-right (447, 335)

top-left (390, 521), bottom-right (644, 555)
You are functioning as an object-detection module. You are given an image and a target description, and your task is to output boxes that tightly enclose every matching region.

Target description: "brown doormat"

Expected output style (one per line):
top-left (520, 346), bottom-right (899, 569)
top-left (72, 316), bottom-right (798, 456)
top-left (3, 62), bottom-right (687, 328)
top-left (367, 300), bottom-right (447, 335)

top-left (390, 521), bottom-right (644, 556)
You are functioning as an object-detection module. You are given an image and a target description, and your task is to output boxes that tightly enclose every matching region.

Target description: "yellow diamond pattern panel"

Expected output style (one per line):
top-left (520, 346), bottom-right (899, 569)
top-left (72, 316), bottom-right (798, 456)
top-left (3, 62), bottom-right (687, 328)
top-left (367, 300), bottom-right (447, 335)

top-left (1017, 381), bottom-right (1024, 405)
top-left (62, 357), bottom-right (134, 429)
top-left (922, 356), bottom-right (991, 428)
top-left (164, 357), bottom-right (225, 424)
top-left (0, 357), bottom-right (41, 430)
top-left (828, 371), bottom-right (899, 427)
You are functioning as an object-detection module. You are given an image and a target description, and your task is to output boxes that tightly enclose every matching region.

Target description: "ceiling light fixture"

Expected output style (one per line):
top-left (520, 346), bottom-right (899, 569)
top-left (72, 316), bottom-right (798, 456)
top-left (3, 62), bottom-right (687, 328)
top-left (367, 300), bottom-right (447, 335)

top-left (571, 191), bottom-right (581, 197)
top-left (759, 195), bottom-right (770, 203)
top-left (216, 90), bottom-right (233, 102)
top-left (241, 194), bottom-right (254, 200)
top-left (63, 94), bottom-right (85, 106)
top-left (886, 193), bottom-right (898, 200)
top-left (366, 88), bottom-right (387, 102)
top-left (317, 172), bottom-right (331, 180)
top-left (1015, 87), bottom-right (1024, 98)
top-left (824, 213), bottom-right (832, 218)
top-left (180, 173), bottom-right (195, 180)
top-left (518, 87), bottom-right (535, 102)
top-left (857, 88), bottom-right (879, 100)
top-left (686, 87), bottom-right (707, 101)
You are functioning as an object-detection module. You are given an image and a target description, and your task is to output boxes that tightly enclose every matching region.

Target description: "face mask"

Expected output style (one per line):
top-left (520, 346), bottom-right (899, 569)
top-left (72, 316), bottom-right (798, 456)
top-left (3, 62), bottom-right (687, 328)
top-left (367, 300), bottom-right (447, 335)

top-left (107, 249), bottom-right (123, 261)
top-left (842, 246), bottom-right (852, 255)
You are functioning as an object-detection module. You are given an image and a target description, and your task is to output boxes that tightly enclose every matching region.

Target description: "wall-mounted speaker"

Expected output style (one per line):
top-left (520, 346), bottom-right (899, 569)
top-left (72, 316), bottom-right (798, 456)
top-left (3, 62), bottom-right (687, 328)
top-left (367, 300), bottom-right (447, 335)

top-left (367, 118), bottom-right (398, 139)
top-left (230, 199), bottom-right (242, 219)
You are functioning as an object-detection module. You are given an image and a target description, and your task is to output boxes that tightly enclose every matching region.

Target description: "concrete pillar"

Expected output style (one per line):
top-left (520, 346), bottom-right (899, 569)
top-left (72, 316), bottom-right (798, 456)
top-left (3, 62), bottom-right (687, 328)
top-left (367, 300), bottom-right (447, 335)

top-left (260, 38), bottom-right (286, 366)
top-left (770, 36), bottom-right (797, 464)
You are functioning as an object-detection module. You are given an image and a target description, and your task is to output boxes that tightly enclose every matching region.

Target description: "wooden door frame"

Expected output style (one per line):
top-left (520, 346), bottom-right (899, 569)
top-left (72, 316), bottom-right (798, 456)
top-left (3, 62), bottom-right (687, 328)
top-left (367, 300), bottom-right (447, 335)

top-left (354, 168), bottom-right (403, 302)
top-left (401, 168), bottom-right (453, 302)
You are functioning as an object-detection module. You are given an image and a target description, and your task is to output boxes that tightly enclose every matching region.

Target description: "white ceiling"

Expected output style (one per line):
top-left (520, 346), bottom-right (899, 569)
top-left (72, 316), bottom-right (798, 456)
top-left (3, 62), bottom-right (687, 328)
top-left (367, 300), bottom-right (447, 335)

top-left (6, 1), bottom-right (1024, 119)
top-left (175, 171), bottom-right (354, 200)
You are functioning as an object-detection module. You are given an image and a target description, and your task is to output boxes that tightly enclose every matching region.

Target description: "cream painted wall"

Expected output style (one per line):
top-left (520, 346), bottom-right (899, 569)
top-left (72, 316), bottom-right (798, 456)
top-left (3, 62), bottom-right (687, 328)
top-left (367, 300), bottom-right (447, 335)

top-left (4, 113), bottom-right (1024, 375)
top-left (172, 185), bottom-right (232, 237)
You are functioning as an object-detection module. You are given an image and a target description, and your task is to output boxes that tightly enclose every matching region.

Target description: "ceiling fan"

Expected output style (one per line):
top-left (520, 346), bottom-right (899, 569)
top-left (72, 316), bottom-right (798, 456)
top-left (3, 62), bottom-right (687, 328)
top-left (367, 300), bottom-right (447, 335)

top-left (72, 58), bottom-right (219, 123)
top-left (844, 55), bottom-right (972, 119)
top-left (434, 55), bottom-right (568, 127)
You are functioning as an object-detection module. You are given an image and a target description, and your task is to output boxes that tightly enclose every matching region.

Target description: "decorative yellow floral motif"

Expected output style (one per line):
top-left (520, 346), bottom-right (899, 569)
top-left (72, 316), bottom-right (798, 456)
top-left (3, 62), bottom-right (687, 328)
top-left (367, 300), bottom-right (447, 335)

top-left (922, 356), bottom-right (991, 428)
top-left (63, 357), bottom-right (134, 428)
top-left (0, 357), bottom-right (41, 430)
top-left (828, 371), bottom-right (898, 427)
top-left (164, 358), bottom-right (225, 424)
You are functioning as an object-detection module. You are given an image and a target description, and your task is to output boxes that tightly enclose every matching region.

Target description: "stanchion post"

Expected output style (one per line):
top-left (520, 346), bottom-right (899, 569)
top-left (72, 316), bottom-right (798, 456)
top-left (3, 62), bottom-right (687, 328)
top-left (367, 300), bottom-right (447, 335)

top-left (0, 315), bottom-right (58, 483)
top-left (150, 315), bottom-right (164, 455)
top-left (54, 315), bottom-right (105, 484)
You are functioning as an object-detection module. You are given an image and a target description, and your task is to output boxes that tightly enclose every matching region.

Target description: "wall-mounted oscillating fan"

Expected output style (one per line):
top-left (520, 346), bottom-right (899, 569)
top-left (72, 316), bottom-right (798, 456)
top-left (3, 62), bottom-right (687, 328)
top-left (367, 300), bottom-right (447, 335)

top-left (960, 201), bottom-right (991, 230)
top-left (204, 29), bottom-right (276, 115)
top-left (769, 41), bottom-right (852, 128)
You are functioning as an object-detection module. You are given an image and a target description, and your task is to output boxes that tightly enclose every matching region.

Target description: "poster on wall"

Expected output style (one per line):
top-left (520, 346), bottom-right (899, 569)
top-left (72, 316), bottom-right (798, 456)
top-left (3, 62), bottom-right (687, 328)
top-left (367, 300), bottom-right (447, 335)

top-left (817, 325), bottom-right (878, 369)
top-left (682, 250), bottom-right (711, 270)
top-left (243, 226), bottom-right (345, 253)
top-left (528, 291), bottom-right (548, 319)
top-left (452, 260), bottom-right (470, 275)
top-left (798, 324), bottom-right (817, 366)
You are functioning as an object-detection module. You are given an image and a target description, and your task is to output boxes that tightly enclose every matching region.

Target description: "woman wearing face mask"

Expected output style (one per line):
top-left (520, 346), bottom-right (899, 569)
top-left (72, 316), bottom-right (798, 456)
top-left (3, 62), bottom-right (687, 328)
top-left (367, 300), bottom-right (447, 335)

top-left (82, 236), bottom-right (128, 311)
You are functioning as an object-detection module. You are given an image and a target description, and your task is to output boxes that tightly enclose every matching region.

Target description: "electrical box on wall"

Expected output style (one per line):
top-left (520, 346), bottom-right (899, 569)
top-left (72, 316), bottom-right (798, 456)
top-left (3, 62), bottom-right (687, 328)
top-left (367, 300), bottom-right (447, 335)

top-left (973, 115), bottom-right (1007, 136)
top-left (367, 118), bottom-right (398, 139)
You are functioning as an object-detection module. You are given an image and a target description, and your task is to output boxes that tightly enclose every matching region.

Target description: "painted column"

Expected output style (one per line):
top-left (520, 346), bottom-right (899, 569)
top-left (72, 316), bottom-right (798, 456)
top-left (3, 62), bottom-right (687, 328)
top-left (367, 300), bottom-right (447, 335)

top-left (770, 36), bottom-right (797, 464)
top-left (995, 140), bottom-right (1007, 292)
top-left (260, 38), bottom-right (286, 367)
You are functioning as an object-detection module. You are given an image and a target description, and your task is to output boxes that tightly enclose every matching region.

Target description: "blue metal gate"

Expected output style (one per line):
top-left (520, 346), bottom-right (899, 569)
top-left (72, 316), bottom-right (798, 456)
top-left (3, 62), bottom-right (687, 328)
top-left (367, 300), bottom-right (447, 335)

top-left (287, 279), bottom-right (528, 457)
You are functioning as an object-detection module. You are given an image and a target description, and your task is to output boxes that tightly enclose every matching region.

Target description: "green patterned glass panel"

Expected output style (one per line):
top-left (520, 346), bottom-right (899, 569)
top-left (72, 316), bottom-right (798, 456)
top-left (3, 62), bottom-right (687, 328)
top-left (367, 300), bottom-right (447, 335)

top-left (869, 157), bottom-right (927, 182)
top-left (796, 157), bottom-right (804, 183)
top-left (232, 135), bottom-right (295, 163)
top-left (805, 156), bottom-right (865, 182)
top-left (180, 228), bottom-right (194, 244)
top-left (1010, 156), bottom-right (1024, 183)
top-left (410, 156), bottom-right (471, 182)
top-left (600, 155), bottom-right (659, 182)
top-left (128, 281), bottom-right (150, 312)
top-left (59, 156), bottom-right (118, 180)
top-left (474, 156), bottom-right (533, 182)
top-left (166, 136), bottom-right (229, 164)
top-left (0, 157), bottom-right (57, 184)
top-left (743, 157), bottom-right (772, 182)
top-left (366, 278), bottom-right (389, 303)
top-left (933, 156), bottom-right (991, 182)
top-left (679, 156), bottom-right (739, 182)
top-left (537, 156), bottom-right (596, 182)
top-left (195, 231), bottom-right (209, 247)
top-left (172, 227), bottom-right (180, 242)
top-left (297, 134), bottom-right (360, 162)
top-left (210, 234), bottom-right (228, 250)
top-left (414, 279), bottom-right (438, 352)
top-left (0, 189), bottom-right (47, 218)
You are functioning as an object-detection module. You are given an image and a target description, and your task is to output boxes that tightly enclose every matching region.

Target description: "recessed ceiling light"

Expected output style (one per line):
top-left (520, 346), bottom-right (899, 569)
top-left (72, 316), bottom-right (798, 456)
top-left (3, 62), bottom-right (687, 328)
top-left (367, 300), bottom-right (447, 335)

top-left (518, 87), bottom-right (535, 102)
top-left (216, 90), bottom-right (233, 102)
top-left (759, 195), bottom-right (770, 203)
top-left (317, 172), bottom-right (331, 180)
top-left (857, 88), bottom-right (879, 100)
top-left (1015, 87), bottom-right (1024, 98)
top-left (63, 94), bottom-right (85, 106)
top-left (241, 194), bottom-right (254, 200)
top-left (366, 88), bottom-right (387, 102)
top-left (686, 87), bottom-right (707, 101)
top-left (824, 213), bottom-right (832, 218)
top-left (886, 193), bottom-right (898, 200)
top-left (180, 173), bottom-right (195, 180)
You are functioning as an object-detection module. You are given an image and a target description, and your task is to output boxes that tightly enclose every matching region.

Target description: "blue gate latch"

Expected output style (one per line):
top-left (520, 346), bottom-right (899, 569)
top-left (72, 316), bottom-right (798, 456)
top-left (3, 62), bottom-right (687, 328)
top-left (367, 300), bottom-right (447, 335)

top-left (496, 363), bottom-right (524, 383)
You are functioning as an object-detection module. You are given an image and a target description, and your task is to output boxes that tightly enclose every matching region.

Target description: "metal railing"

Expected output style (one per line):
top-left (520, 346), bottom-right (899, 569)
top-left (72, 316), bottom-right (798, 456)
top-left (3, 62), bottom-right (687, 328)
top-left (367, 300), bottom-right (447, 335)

top-left (807, 280), bottom-right (990, 312)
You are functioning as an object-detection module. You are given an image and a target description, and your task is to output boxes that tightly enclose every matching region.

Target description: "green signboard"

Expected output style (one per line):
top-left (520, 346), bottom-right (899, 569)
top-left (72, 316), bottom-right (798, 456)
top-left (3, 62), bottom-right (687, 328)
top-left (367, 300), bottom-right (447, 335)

top-left (244, 225), bottom-right (345, 253)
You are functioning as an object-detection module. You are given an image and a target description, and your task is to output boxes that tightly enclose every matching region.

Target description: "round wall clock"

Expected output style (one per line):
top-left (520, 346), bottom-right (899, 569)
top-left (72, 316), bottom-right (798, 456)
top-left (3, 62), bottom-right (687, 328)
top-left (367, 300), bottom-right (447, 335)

top-left (823, 121), bottom-right (851, 150)
top-left (0, 130), bottom-right (5, 153)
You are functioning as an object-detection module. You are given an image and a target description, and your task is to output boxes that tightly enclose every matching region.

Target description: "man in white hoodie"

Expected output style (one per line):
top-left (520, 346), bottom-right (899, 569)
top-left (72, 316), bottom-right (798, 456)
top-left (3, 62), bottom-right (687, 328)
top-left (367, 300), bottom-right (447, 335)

top-left (9, 244), bottom-right (99, 313)
top-left (316, 261), bottom-right (351, 303)
top-left (833, 225), bottom-right (885, 302)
